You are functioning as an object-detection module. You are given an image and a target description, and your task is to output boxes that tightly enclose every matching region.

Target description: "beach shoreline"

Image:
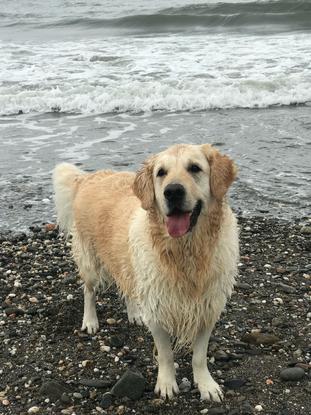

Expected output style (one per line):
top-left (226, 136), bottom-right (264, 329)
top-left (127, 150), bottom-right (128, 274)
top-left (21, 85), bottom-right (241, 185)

top-left (0, 215), bottom-right (310, 414)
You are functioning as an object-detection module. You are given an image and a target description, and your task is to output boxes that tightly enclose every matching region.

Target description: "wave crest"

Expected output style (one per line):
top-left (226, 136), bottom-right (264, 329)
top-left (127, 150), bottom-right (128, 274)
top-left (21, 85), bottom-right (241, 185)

top-left (1, 78), bottom-right (311, 116)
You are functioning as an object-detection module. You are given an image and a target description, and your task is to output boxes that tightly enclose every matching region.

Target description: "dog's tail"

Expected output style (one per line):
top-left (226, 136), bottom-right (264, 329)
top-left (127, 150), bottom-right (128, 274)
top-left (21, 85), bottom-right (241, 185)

top-left (53, 163), bottom-right (84, 235)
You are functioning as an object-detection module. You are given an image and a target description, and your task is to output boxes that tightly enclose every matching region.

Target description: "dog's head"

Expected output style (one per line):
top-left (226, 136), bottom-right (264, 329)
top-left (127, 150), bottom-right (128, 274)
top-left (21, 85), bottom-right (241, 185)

top-left (133, 144), bottom-right (237, 238)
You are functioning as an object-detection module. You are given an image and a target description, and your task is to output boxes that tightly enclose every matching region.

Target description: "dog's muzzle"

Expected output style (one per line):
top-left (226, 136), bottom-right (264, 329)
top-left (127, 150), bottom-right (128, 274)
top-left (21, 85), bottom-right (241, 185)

top-left (164, 182), bottom-right (202, 238)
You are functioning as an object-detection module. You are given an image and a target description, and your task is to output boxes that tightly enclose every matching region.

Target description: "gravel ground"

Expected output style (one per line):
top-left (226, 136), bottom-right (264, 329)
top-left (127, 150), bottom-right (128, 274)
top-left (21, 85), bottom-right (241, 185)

top-left (0, 216), bottom-right (310, 415)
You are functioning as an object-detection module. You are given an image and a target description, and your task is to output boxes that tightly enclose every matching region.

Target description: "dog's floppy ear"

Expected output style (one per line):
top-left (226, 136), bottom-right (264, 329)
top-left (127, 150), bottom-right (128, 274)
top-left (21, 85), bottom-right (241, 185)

top-left (133, 156), bottom-right (156, 210)
top-left (201, 144), bottom-right (237, 201)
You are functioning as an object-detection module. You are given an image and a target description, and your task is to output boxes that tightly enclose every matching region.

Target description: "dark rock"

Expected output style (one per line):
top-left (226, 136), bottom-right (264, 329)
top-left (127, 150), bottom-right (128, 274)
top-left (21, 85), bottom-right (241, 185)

top-left (224, 379), bottom-right (247, 389)
top-left (300, 226), bottom-right (311, 235)
top-left (271, 317), bottom-right (283, 327)
top-left (215, 350), bottom-right (230, 362)
top-left (62, 275), bottom-right (77, 285)
top-left (280, 367), bottom-right (305, 381)
top-left (122, 352), bottom-right (137, 363)
top-left (109, 334), bottom-right (125, 348)
top-left (241, 332), bottom-right (279, 345)
top-left (100, 392), bottom-right (114, 409)
top-left (79, 379), bottom-right (113, 388)
top-left (39, 380), bottom-right (71, 401)
top-left (241, 401), bottom-right (253, 414)
top-left (278, 283), bottom-right (296, 294)
top-left (235, 282), bottom-right (252, 291)
top-left (111, 369), bottom-right (145, 400)
top-left (4, 306), bottom-right (24, 316)
top-left (179, 377), bottom-right (191, 393)
top-left (60, 393), bottom-right (71, 404)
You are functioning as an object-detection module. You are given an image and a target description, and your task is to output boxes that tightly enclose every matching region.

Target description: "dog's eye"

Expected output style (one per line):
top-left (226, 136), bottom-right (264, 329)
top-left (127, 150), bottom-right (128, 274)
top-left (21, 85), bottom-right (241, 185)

top-left (188, 164), bottom-right (202, 173)
top-left (157, 168), bottom-right (167, 177)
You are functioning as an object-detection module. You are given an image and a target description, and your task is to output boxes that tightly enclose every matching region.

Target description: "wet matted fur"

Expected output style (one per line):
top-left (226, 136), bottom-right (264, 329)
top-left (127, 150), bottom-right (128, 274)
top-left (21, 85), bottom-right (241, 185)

top-left (53, 143), bottom-right (239, 401)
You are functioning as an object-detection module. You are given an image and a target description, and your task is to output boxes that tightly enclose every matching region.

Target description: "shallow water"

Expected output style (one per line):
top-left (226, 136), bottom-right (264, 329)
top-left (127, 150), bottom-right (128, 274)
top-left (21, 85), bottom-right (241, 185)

top-left (0, 106), bottom-right (310, 230)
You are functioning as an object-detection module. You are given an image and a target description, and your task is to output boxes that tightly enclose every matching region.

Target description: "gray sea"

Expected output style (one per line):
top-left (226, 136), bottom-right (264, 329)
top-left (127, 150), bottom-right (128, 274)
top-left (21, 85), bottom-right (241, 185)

top-left (0, 0), bottom-right (311, 230)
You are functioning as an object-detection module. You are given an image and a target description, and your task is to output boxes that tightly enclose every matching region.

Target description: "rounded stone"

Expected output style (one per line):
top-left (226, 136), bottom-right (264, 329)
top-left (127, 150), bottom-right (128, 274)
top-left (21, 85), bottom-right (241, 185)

top-left (280, 367), bottom-right (305, 381)
top-left (100, 392), bottom-right (114, 409)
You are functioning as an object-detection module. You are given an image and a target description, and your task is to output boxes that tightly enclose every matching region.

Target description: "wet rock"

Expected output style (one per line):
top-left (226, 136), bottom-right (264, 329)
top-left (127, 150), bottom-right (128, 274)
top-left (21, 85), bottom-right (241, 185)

top-left (4, 306), bottom-right (24, 316)
top-left (111, 369), bottom-right (145, 400)
top-left (109, 335), bottom-right (125, 348)
top-left (241, 332), bottom-right (279, 345)
top-left (100, 392), bottom-right (114, 409)
top-left (224, 379), bottom-right (247, 389)
top-left (215, 350), bottom-right (230, 362)
top-left (39, 380), bottom-right (71, 401)
top-left (278, 283), bottom-right (295, 294)
top-left (300, 226), bottom-right (311, 235)
top-left (62, 275), bottom-right (77, 285)
top-left (60, 393), bottom-right (72, 404)
top-left (179, 377), bottom-right (191, 393)
top-left (241, 401), bottom-right (253, 414)
top-left (271, 317), bottom-right (283, 327)
top-left (280, 367), bottom-right (305, 381)
top-left (235, 282), bottom-right (252, 291)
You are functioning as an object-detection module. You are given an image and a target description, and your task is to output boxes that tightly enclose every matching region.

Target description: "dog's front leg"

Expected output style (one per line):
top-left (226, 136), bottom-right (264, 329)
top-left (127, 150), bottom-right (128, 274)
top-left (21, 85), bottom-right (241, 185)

top-left (81, 284), bottom-right (99, 334)
top-left (192, 327), bottom-right (223, 402)
top-left (149, 321), bottom-right (179, 399)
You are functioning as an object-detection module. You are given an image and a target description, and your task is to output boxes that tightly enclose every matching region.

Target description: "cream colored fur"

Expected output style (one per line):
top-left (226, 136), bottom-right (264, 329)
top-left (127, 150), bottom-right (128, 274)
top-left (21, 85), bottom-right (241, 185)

top-left (53, 144), bottom-right (239, 402)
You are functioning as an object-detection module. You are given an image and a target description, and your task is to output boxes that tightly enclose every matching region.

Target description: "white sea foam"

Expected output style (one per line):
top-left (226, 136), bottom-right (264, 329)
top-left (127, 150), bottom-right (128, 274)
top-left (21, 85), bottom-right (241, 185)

top-left (1, 77), bottom-right (310, 115)
top-left (1, 32), bottom-right (310, 115)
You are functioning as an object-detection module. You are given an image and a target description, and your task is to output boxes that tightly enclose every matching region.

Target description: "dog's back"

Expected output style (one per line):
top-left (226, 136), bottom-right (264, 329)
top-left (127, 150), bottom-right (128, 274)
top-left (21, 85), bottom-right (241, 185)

top-left (53, 164), bottom-right (140, 294)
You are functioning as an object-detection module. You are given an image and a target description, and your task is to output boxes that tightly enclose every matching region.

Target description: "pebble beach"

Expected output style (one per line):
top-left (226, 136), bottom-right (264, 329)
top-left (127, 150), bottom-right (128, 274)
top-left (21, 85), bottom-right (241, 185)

top-left (0, 216), bottom-right (310, 414)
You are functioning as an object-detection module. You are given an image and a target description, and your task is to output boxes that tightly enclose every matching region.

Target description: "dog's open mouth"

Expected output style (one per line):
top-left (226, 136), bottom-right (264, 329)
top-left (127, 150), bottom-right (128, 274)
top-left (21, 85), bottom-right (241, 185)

top-left (166, 200), bottom-right (202, 238)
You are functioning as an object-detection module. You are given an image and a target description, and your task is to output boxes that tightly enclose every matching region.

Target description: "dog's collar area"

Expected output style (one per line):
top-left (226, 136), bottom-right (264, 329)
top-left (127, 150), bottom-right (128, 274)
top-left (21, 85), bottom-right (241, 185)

top-left (189, 200), bottom-right (202, 231)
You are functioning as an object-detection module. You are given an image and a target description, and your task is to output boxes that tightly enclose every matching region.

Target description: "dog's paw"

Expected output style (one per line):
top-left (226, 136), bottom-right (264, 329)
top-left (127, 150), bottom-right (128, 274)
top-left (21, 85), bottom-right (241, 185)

top-left (128, 314), bottom-right (143, 326)
top-left (81, 316), bottom-right (99, 334)
top-left (198, 378), bottom-right (223, 402)
top-left (155, 375), bottom-right (179, 399)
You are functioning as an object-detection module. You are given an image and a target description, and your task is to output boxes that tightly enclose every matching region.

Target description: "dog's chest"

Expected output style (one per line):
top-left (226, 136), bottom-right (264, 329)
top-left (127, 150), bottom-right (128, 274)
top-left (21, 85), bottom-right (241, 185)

top-left (128, 211), bottom-right (235, 343)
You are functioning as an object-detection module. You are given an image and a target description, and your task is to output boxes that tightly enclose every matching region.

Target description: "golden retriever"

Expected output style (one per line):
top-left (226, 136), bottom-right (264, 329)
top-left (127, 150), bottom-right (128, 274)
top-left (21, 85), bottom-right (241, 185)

top-left (53, 143), bottom-right (239, 402)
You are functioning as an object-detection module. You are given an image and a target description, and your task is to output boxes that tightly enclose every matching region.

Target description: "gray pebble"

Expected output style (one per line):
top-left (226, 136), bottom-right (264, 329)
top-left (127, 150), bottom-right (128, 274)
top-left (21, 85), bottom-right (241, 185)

top-left (224, 378), bottom-right (247, 389)
top-left (179, 377), bottom-right (191, 393)
top-left (39, 380), bottom-right (70, 401)
top-left (280, 367), bottom-right (305, 381)
top-left (111, 369), bottom-right (145, 400)
top-left (100, 392), bottom-right (114, 409)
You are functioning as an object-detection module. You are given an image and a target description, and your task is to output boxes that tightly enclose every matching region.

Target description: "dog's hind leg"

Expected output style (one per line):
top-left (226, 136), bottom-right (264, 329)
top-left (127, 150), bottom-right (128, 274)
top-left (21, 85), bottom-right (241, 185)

top-left (192, 327), bottom-right (223, 402)
top-left (72, 231), bottom-right (99, 334)
top-left (81, 282), bottom-right (99, 334)
top-left (149, 321), bottom-right (179, 399)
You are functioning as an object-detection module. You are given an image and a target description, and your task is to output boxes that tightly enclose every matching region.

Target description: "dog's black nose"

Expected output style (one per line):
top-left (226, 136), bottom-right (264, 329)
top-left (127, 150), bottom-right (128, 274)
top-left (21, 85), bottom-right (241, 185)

top-left (164, 183), bottom-right (185, 203)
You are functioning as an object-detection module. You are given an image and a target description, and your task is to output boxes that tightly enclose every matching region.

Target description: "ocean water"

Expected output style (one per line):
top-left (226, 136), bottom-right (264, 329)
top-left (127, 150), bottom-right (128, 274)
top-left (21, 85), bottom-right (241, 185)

top-left (0, 0), bottom-right (310, 230)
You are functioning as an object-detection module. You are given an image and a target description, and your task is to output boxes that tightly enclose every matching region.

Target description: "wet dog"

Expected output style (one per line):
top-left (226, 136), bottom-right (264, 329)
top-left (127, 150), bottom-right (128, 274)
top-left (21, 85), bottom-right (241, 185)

top-left (53, 143), bottom-right (239, 401)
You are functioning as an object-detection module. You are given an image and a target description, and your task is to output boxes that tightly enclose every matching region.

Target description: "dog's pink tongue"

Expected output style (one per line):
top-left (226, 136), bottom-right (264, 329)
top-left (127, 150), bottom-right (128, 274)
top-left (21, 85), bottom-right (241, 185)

top-left (166, 213), bottom-right (191, 238)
